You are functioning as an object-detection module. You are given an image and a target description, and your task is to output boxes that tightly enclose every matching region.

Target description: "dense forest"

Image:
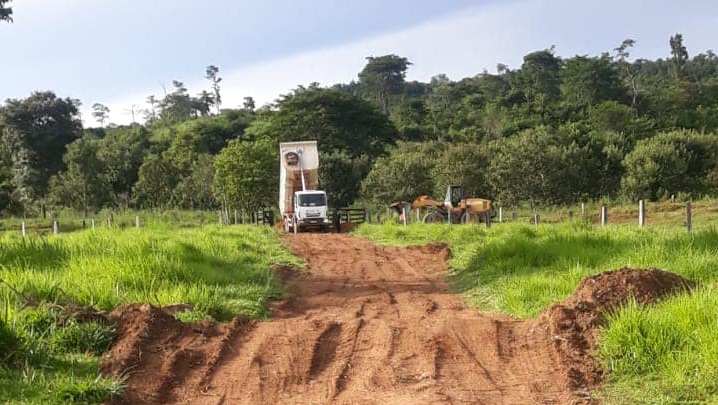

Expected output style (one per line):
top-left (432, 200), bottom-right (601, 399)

top-left (2, 30), bottom-right (718, 217)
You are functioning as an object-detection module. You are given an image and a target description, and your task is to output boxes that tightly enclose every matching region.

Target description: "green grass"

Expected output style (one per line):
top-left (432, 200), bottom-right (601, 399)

top-left (355, 220), bottom-right (718, 403)
top-left (0, 223), bottom-right (298, 404)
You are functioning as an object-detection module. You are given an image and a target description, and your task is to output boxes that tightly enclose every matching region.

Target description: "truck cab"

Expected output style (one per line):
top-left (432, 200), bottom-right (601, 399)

top-left (292, 190), bottom-right (330, 232)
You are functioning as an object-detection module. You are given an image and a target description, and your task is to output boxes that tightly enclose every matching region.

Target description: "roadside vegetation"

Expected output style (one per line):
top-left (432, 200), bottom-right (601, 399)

top-left (356, 220), bottom-right (718, 404)
top-left (0, 224), bottom-right (298, 404)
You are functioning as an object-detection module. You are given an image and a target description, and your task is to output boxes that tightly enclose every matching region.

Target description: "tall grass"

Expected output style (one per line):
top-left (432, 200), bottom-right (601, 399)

top-left (0, 223), bottom-right (297, 404)
top-left (356, 221), bottom-right (718, 403)
top-left (0, 224), bottom-right (298, 320)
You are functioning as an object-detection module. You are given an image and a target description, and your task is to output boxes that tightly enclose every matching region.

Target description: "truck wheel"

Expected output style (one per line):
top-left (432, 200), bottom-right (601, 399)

top-left (461, 212), bottom-right (482, 224)
top-left (423, 212), bottom-right (444, 223)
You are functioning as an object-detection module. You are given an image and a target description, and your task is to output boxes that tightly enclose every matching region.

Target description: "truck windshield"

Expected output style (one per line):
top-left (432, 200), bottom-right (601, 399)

top-left (298, 193), bottom-right (326, 207)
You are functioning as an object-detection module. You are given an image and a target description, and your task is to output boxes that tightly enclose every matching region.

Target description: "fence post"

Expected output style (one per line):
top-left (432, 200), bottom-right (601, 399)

top-left (234, 209), bottom-right (238, 225)
top-left (53, 220), bottom-right (59, 235)
top-left (402, 207), bottom-right (407, 226)
top-left (135, 215), bottom-right (140, 228)
top-left (21, 222), bottom-right (26, 237)
top-left (686, 201), bottom-right (692, 233)
top-left (91, 219), bottom-right (95, 229)
top-left (581, 203), bottom-right (586, 217)
top-left (499, 207), bottom-right (503, 223)
top-left (601, 206), bottom-right (608, 226)
top-left (534, 213), bottom-right (540, 226)
top-left (639, 200), bottom-right (646, 227)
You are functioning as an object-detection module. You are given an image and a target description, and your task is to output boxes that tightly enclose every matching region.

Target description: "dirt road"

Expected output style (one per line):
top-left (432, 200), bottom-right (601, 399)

top-left (104, 233), bottom-right (593, 404)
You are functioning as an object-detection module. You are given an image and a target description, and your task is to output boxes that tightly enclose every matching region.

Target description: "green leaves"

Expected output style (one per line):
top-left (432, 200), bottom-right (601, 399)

top-left (213, 139), bottom-right (276, 213)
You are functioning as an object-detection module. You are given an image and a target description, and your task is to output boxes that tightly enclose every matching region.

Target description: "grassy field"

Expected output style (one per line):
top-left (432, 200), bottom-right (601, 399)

top-left (355, 220), bottom-right (718, 404)
top-left (0, 224), bottom-right (298, 404)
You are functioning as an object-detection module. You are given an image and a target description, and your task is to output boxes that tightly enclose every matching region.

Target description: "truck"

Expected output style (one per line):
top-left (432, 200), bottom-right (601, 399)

top-left (279, 141), bottom-right (330, 233)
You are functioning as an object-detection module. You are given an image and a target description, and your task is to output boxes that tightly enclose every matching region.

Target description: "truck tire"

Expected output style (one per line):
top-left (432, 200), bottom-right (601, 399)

top-left (461, 212), bottom-right (483, 224)
top-left (423, 212), bottom-right (444, 224)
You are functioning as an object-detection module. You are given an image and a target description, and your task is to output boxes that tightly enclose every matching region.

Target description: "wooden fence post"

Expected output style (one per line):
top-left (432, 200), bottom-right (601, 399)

top-left (135, 215), bottom-right (140, 228)
top-left (402, 207), bottom-right (407, 226)
top-left (53, 220), bottom-right (59, 235)
top-left (234, 209), bottom-right (238, 225)
top-left (581, 203), bottom-right (586, 217)
top-left (91, 219), bottom-right (95, 229)
top-left (21, 222), bottom-right (26, 237)
top-left (601, 206), bottom-right (608, 226)
top-left (534, 213), bottom-right (540, 226)
top-left (639, 200), bottom-right (646, 227)
top-left (686, 201), bottom-right (692, 233)
top-left (499, 207), bottom-right (503, 223)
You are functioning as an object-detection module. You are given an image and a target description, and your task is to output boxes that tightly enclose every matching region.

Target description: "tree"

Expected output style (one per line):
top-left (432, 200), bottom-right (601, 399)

top-left (1, 91), bottom-right (82, 212)
top-left (96, 125), bottom-right (151, 207)
top-left (0, 0), bottom-right (12, 23)
top-left (358, 54), bottom-right (412, 116)
top-left (159, 81), bottom-right (201, 122)
top-left (92, 103), bottom-right (110, 126)
top-left (518, 49), bottom-right (562, 106)
top-left (243, 97), bottom-right (256, 112)
top-left (213, 139), bottom-right (276, 213)
top-left (247, 87), bottom-right (398, 159)
top-left (132, 154), bottom-right (178, 208)
top-left (48, 136), bottom-right (111, 216)
top-left (621, 131), bottom-right (718, 200)
top-left (144, 95), bottom-right (159, 123)
top-left (318, 150), bottom-right (371, 208)
top-left (670, 34), bottom-right (689, 81)
top-left (205, 65), bottom-right (222, 114)
top-left (360, 142), bottom-right (441, 205)
top-left (431, 143), bottom-right (490, 199)
top-left (196, 90), bottom-right (214, 116)
top-left (173, 154), bottom-right (216, 209)
top-left (560, 55), bottom-right (626, 110)
top-left (614, 39), bottom-right (640, 114)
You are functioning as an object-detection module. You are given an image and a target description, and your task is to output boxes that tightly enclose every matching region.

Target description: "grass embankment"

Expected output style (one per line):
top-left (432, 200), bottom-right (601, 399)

top-left (356, 221), bottom-right (718, 404)
top-left (0, 224), bottom-right (297, 404)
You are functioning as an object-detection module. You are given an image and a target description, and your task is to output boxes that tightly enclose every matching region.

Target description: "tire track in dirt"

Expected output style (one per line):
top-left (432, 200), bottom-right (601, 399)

top-left (104, 234), bottom-right (696, 404)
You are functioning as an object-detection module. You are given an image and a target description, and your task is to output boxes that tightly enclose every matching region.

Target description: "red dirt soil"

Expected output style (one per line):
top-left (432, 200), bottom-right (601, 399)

top-left (101, 234), bottom-right (693, 405)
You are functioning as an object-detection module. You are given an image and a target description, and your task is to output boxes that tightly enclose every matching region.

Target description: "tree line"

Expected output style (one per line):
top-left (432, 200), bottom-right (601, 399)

top-left (2, 34), bottom-right (718, 217)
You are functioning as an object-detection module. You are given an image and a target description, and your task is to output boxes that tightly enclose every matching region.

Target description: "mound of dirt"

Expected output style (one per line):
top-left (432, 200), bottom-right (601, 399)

top-left (540, 268), bottom-right (695, 390)
top-left (101, 304), bottom-right (253, 405)
top-left (99, 237), bottom-right (695, 405)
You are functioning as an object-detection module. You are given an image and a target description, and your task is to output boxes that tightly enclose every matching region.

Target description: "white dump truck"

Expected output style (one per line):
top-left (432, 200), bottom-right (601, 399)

top-left (279, 141), bottom-right (330, 233)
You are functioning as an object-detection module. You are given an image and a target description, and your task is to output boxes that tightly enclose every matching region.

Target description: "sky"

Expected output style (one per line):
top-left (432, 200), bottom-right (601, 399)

top-left (1, 0), bottom-right (717, 125)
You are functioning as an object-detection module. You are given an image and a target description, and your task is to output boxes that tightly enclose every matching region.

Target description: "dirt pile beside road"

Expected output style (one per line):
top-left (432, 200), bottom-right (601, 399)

top-left (541, 268), bottom-right (695, 390)
top-left (101, 236), bottom-right (694, 405)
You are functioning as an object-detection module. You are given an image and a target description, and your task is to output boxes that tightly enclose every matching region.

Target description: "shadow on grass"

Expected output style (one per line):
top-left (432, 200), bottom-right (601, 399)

top-left (0, 237), bottom-right (70, 272)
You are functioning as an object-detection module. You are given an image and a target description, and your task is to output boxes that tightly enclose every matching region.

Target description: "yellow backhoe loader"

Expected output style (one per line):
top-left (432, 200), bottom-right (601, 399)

top-left (390, 185), bottom-right (493, 224)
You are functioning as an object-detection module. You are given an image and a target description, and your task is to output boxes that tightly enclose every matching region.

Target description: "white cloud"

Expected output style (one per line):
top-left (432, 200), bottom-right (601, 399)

top-left (92, 0), bottom-right (718, 125)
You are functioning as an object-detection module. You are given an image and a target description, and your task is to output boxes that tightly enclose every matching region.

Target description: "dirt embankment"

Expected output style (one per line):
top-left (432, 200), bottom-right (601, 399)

top-left (102, 234), bottom-right (693, 405)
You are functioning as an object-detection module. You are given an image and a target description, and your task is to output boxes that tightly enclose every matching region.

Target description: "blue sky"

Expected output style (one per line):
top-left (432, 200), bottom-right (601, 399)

top-left (1, 0), bottom-right (717, 124)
